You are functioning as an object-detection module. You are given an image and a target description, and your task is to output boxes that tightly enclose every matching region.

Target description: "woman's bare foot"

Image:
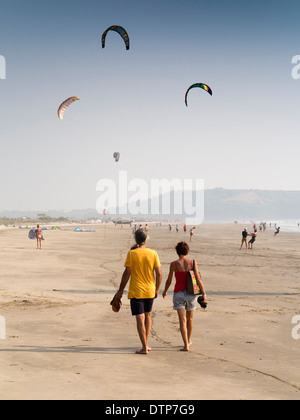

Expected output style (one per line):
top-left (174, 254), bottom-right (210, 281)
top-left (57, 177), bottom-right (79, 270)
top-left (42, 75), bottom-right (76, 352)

top-left (180, 346), bottom-right (189, 352)
top-left (136, 346), bottom-right (151, 353)
top-left (136, 349), bottom-right (148, 355)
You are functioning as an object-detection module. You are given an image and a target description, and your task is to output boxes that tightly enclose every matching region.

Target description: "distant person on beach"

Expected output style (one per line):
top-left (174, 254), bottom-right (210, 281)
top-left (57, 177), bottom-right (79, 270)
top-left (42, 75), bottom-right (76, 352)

top-left (162, 242), bottom-right (206, 352)
top-left (274, 227), bottom-right (280, 236)
top-left (115, 229), bottom-right (162, 355)
top-left (248, 229), bottom-right (257, 249)
top-left (184, 224), bottom-right (187, 233)
top-left (189, 227), bottom-right (195, 242)
top-left (240, 229), bottom-right (248, 250)
top-left (36, 224), bottom-right (43, 250)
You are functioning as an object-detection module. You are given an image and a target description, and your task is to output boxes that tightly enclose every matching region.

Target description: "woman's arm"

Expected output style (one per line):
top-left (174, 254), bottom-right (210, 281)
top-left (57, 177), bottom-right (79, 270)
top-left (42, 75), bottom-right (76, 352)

top-left (194, 261), bottom-right (207, 302)
top-left (162, 263), bottom-right (175, 299)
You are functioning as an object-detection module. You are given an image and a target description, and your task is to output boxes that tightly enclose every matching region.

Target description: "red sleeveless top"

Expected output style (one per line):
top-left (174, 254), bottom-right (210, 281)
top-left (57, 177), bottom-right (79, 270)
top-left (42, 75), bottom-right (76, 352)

top-left (174, 260), bottom-right (193, 293)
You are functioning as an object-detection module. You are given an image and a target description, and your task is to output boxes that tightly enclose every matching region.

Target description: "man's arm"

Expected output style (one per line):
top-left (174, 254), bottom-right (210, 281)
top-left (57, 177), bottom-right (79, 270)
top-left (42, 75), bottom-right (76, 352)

top-left (154, 266), bottom-right (162, 298)
top-left (115, 267), bottom-right (131, 300)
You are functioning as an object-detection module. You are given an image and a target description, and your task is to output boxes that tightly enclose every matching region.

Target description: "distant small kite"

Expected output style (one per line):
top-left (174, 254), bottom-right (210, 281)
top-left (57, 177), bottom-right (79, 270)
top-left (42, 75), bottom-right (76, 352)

top-left (113, 152), bottom-right (120, 162)
top-left (185, 83), bottom-right (212, 107)
top-left (57, 96), bottom-right (79, 120)
top-left (102, 25), bottom-right (130, 50)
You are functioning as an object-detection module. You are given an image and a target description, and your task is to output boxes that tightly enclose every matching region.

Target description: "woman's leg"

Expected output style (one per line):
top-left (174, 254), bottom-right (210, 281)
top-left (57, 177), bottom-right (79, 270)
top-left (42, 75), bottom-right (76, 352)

top-left (177, 308), bottom-right (189, 351)
top-left (186, 310), bottom-right (194, 345)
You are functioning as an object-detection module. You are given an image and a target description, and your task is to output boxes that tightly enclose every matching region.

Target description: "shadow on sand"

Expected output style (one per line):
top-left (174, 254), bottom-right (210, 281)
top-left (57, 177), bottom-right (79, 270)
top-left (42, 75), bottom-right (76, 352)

top-left (0, 344), bottom-right (180, 355)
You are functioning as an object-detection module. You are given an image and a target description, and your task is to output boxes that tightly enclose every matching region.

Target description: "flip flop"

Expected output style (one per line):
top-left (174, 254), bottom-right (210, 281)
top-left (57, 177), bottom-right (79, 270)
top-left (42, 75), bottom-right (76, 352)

top-left (110, 294), bottom-right (122, 313)
top-left (197, 295), bottom-right (207, 309)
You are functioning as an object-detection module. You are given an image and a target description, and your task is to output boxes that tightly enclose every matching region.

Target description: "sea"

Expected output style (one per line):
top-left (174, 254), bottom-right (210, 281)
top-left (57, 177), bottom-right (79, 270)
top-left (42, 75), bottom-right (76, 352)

top-left (204, 220), bottom-right (300, 233)
top-left (268, 220), bottom-right (300, 233)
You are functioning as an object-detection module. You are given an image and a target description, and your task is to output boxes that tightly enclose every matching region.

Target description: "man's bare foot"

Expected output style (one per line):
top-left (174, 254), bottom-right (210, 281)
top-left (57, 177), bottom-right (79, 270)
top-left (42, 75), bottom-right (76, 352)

top-left (136, 349), bottom-right (148, 355)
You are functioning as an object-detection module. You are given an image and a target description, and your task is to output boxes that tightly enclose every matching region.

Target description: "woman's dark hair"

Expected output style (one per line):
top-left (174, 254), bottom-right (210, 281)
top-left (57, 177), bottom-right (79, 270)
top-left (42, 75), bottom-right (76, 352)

top-left (131, 229), bottom-right (148, 250)
top-left (175, 241), bottom-right (190, 256)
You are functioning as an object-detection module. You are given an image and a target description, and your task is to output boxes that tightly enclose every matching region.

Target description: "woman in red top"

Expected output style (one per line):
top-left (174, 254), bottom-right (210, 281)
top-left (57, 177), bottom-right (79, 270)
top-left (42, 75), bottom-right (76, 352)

top-left (163, 242), bottom-right (206, 351)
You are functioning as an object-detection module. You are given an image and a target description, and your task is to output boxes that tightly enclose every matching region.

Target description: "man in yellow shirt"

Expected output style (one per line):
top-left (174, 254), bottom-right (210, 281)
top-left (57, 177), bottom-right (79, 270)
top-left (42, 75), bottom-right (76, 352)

top-left (115, 230), bottom-right (162, 354)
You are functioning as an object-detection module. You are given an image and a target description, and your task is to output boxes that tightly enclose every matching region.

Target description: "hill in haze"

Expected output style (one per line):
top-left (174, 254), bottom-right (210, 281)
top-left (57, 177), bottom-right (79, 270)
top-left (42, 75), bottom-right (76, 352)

top-left (1, 189), bottom-right (300, 223)
top-left (205, 189), bottom-right (300, 222)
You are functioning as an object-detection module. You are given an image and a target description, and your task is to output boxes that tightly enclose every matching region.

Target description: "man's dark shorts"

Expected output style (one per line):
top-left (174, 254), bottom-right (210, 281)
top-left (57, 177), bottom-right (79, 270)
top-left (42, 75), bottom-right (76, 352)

top-left (130, 298), bottom-right (154, 316)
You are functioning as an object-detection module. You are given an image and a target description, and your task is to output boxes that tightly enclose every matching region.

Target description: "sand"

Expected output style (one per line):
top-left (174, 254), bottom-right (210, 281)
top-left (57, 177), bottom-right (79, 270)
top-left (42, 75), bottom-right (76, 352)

top-left (0, 223), bottom-right (299, 400)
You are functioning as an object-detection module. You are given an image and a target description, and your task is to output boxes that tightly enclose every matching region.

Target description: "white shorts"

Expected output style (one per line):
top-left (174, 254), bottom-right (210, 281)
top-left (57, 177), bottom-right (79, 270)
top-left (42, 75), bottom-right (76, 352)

top-left (173, 291), bottom-right (197, 311)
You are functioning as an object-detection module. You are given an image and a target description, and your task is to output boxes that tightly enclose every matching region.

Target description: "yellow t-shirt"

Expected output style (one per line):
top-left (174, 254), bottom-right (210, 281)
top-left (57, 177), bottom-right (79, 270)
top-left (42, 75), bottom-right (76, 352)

top-left (125, 248), bottom-right (161, 299)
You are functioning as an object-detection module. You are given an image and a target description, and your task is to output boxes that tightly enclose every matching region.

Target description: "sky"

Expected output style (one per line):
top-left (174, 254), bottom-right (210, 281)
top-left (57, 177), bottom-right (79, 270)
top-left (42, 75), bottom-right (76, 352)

top-left (0, 0), bottom-right (300, 212)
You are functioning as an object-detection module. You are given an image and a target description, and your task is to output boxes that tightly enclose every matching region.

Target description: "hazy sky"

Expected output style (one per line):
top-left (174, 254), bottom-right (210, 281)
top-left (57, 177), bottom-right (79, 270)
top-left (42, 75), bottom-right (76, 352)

top-left (0, 0), bottom-right (300, 212)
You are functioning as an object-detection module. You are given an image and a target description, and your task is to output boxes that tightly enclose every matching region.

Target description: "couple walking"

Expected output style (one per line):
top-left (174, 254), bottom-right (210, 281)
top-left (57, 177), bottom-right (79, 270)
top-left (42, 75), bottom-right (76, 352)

top-left (115, 229), bottom-right (207, 354)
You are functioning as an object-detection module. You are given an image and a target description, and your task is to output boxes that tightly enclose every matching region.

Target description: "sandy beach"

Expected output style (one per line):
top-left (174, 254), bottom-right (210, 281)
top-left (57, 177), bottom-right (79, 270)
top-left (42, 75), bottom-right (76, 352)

top-left (0, 223), bottom-right (299, 400)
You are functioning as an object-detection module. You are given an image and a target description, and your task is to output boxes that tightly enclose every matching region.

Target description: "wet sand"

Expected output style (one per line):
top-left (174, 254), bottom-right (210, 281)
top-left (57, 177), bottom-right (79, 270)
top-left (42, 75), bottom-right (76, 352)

top-left (0, 223), bottom-right (299, 400)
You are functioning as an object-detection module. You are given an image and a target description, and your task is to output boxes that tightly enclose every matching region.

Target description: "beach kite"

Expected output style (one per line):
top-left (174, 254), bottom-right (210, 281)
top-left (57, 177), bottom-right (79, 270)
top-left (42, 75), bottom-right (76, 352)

top-left (113, 152), bottom-right (120, 162)
top-left (185, 83), bottom-right (212, 107)
top-left (101, 25), bottom-right (130, 50)
top-left (57, 96), bottom-right (80, 120)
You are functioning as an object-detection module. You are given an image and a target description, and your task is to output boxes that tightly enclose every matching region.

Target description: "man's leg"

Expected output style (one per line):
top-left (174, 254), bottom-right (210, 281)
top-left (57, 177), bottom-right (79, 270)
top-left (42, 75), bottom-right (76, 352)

top-left (144, 312), bottom-right (152, 350)
top-left (135, 314), bottom-right (148, 354)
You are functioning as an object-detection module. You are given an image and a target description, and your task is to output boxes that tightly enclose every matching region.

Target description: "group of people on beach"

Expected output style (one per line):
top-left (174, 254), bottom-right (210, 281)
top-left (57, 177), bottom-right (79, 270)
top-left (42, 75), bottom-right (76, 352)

top-left (114, 229), bottom-right (207, 354)
top-left (134, 223), bottom-right (196, 243)
top-left (240, 223), bottom-right (281, 250)
top-left (169, 224), bottom-right (195, 242)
